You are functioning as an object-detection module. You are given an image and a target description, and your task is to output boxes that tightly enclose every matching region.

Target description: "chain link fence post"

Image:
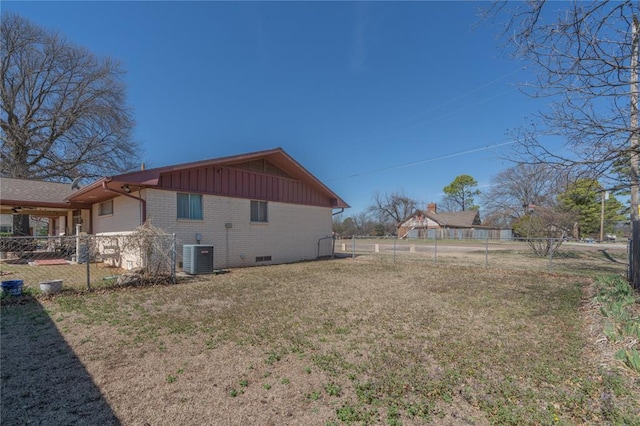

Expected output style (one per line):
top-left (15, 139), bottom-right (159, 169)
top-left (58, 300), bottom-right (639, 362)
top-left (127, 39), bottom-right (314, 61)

top-left (86, 235), bottom-right (91, 291)
top-left (80, 234), bottom-right (91, 291)
top-left (631, 220), bottom-right (640, 290)
top-left (351, 236), bottom-right (355, 259)
top-left (393, 235), bottom-right (397, 263)
top-left (485, 237), bottom-right (489, 268)
top-left (434, 233), bottom-right (438, 264)
top-left (171, 233), bottom-right (177, 284)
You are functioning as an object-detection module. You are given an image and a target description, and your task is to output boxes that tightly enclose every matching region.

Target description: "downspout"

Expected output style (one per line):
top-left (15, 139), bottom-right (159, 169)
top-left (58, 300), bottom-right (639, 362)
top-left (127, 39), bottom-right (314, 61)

top-left (332, 208), bottom-right (344, 216)
top-left (101, 180), bottom-right (147, 225)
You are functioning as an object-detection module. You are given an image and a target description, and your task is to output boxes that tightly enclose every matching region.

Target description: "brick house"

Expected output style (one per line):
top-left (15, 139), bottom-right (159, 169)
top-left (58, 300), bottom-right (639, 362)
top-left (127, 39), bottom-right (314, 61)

top-left (398, 203), bottom-right (482, 239)
top-left (63, 148), bottom-right (349, 268)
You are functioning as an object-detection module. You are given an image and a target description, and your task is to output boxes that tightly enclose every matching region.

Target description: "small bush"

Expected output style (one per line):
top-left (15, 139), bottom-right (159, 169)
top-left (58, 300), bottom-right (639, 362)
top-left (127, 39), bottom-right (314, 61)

top-left (595, 275), bottom-right (640, 373)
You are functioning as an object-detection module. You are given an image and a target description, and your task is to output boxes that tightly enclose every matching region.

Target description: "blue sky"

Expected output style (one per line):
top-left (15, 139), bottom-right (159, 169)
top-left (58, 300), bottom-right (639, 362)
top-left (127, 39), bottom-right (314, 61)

top-left (4, 1), bottom-right (546, 215)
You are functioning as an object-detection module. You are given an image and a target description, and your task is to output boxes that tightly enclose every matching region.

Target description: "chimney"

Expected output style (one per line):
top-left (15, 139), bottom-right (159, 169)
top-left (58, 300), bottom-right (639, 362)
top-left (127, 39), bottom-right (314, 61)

top-left (427, 203), bottom-right (437, 213)
top-left (141, 163), bottom-right (145, 171)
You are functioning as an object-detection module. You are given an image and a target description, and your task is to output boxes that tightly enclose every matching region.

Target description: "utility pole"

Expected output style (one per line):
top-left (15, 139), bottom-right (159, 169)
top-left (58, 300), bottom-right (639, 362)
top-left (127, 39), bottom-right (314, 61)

top-left (600, 190), bottom-right (606, 242)
top-left (630, 15), bottom-right (639, 289)
top-left (631, 16), bottom-right (639, 223)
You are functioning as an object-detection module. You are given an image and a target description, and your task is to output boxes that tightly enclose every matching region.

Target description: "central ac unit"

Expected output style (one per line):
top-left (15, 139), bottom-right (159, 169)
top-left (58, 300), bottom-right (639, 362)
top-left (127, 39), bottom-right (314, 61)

top-left (183, 245), bottom-right (214, 274)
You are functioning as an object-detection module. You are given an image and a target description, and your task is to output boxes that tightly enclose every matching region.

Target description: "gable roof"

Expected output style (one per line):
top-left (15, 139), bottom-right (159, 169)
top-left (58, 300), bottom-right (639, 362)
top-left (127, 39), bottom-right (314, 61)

top-left (0, 177), bottom-right (84, 211)
top-left (406, 209), bottom-right (481, 228)
top-left (66, 147), bottom-right (349, 208)
top-left (428, 210), bottom-right (481, 228)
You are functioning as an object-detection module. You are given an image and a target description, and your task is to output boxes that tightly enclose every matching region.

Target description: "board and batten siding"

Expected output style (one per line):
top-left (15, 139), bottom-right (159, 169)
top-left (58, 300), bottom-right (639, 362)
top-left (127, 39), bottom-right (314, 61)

top-left (159, 165), bottom-right (334, 207)
top-left (145, 189), bottom-right (333, 269)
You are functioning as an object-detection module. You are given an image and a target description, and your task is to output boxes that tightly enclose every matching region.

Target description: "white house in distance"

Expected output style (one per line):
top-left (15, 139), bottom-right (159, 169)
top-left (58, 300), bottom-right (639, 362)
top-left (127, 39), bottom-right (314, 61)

top-left (64, 148), bottom-right (349, 269)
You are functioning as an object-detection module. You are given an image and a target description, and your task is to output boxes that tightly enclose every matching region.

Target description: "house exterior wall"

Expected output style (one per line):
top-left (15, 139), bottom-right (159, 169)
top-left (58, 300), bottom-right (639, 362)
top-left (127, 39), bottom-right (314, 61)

top-left (92, 195), bottom-right (143, 234)
top-left (97, 189), bottom-right (334, 269)
top-left (159, 164), bottom-right (336, 207)
top-left (73, 209), bottom-right (92, 234)
top-left (398, 217), bottom-right (440, 238)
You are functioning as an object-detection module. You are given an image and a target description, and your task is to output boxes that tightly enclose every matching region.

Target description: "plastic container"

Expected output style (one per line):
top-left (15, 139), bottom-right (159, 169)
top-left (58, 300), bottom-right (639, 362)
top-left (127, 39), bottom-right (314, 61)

top-left (1, 280), bottom-right (24, 296)
top-left (39, 279), bottom-right (63, 295)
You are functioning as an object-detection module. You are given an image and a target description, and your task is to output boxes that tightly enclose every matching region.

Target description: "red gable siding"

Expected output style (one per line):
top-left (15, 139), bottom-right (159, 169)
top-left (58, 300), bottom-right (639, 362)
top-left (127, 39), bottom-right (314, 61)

top-left (159, 165), bottom-right (333, 207)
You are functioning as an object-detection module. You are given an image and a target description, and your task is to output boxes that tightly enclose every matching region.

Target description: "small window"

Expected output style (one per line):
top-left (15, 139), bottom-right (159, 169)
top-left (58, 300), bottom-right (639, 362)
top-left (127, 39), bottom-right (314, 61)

top-left (250, 200), bottom-right (268, 223)
top-left (98, 200), bottom-right (113, 216)
top-left (177, 193), bottom-right (203, 220)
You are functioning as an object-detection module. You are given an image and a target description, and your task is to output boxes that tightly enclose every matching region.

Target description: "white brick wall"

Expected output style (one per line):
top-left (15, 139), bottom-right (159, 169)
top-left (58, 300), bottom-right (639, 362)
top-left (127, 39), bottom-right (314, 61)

top-left (92, 195), bottom-right (144, 234)
top-left (144, 189), bottom-right (333, 268)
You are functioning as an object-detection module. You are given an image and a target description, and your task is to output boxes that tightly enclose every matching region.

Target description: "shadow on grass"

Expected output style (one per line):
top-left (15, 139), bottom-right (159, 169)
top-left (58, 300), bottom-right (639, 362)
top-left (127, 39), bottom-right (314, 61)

top-left (552, 250), bottom-right (581, 259)
top-left (0, 297), bottom-right (120, 425)
top-left (598, 249), bottom-right (626, 264)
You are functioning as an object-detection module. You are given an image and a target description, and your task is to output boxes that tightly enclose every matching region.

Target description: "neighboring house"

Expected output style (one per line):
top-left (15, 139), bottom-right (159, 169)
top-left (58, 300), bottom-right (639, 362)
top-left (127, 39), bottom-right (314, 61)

top-left (0, 178), bottom-right (90, 236)
top-left (398, 203), bottom-right (483, 239)
top-left (63, 148), bottom-right (349, 268)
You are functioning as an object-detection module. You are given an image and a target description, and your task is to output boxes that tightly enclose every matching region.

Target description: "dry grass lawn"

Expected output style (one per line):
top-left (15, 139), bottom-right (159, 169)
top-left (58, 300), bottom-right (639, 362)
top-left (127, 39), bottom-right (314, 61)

top-left (1, 252), bottom-right (639, 425)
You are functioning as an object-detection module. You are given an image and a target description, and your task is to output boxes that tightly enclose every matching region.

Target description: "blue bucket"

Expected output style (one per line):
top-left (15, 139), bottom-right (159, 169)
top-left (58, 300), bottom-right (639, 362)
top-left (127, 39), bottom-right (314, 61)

top-left (1, 280), bottom-right (24, 296)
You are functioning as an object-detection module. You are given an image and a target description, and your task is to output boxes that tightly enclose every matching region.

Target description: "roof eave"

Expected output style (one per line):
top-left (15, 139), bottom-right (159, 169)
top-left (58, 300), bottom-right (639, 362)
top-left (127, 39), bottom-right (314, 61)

top-left (0, 199), bottom-right (80, 210)
top-left (65, 148), bottom-right (349, 207)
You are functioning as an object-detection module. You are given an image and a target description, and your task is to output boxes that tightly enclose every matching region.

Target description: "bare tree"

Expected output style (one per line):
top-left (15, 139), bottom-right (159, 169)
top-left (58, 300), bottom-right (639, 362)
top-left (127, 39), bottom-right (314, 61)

top-left (332, 213), bottom-right (345, 236)
top-left (438, 196), bottom-right (461, 213)
top-left (513, 204), bottom-right (576, 257)
top-left (351, 211), bottom-right (374, 236)
top-left (481, 163), bottom-right (571, 227)
top-left (333, 212), bottom-right (375, 237)
top-left (368, 191), bottom-right (417, 232)
top-left (1, 13), bottom-right (141, 234)
top-left (484, 1), bottom-right (639, 201)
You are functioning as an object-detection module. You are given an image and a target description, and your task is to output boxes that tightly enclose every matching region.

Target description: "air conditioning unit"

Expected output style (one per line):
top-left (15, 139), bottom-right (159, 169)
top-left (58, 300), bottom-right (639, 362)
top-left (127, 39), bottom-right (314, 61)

top-left (183, 245), bottom-right (214, 274)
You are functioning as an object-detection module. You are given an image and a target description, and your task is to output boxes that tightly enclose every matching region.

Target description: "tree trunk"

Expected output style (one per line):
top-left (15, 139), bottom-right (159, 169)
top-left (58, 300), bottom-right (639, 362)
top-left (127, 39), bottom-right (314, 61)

top-left (12, 215), bottom-right (30, 236)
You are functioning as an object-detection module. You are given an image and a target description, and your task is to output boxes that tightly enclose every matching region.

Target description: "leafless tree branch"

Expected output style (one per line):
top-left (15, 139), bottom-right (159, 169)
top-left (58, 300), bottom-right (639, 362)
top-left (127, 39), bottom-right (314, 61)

top-left (1, 13), bottom-right (141, 182)
top-left (484, 1), bottom-right (639, 186)
top-left (368, 191), bottom-right (418, 230)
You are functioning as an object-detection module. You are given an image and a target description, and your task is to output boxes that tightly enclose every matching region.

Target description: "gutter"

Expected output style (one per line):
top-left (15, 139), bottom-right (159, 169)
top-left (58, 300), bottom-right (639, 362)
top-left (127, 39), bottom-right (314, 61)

top-left (101, 180), bottom-right (147, 225)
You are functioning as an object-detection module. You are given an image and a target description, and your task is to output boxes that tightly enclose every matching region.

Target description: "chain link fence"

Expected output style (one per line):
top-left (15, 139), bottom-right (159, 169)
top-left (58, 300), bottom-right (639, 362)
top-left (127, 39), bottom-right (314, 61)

top-left (0, 232), bottom-right (176, 293)
top-left (335, 235), bottom-right (629, 275)
top-left (2, 232), bottom-right (629, 295)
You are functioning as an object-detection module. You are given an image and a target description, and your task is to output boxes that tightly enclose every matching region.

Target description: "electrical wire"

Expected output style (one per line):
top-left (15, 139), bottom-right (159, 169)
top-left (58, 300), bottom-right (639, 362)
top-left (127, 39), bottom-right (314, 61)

top-left (327, 139), bottom-right (516, 182)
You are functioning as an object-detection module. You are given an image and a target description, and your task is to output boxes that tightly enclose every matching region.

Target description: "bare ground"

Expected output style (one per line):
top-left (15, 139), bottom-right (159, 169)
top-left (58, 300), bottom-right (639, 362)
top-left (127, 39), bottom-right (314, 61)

top-left (1, 250), bottom-right (638, 425)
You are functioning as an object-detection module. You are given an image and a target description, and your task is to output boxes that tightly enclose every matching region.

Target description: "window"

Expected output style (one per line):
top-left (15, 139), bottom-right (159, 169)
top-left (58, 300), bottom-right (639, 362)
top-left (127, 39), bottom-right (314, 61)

top-left (177, 193), bottom-right (203, 220)
top-left (98, 200), bottom-right (113, 216)
top-left (250, 200), bottom-right (268, 223)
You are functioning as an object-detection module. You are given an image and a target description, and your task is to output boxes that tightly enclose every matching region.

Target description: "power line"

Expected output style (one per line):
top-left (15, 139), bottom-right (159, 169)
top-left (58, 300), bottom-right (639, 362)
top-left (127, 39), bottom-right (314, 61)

top-left (325, 69), bottom-right (524, 184)
top-left (327, 139), bottom-right (516, 182)
top-left (350, 69), bottom-right (524, 145)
